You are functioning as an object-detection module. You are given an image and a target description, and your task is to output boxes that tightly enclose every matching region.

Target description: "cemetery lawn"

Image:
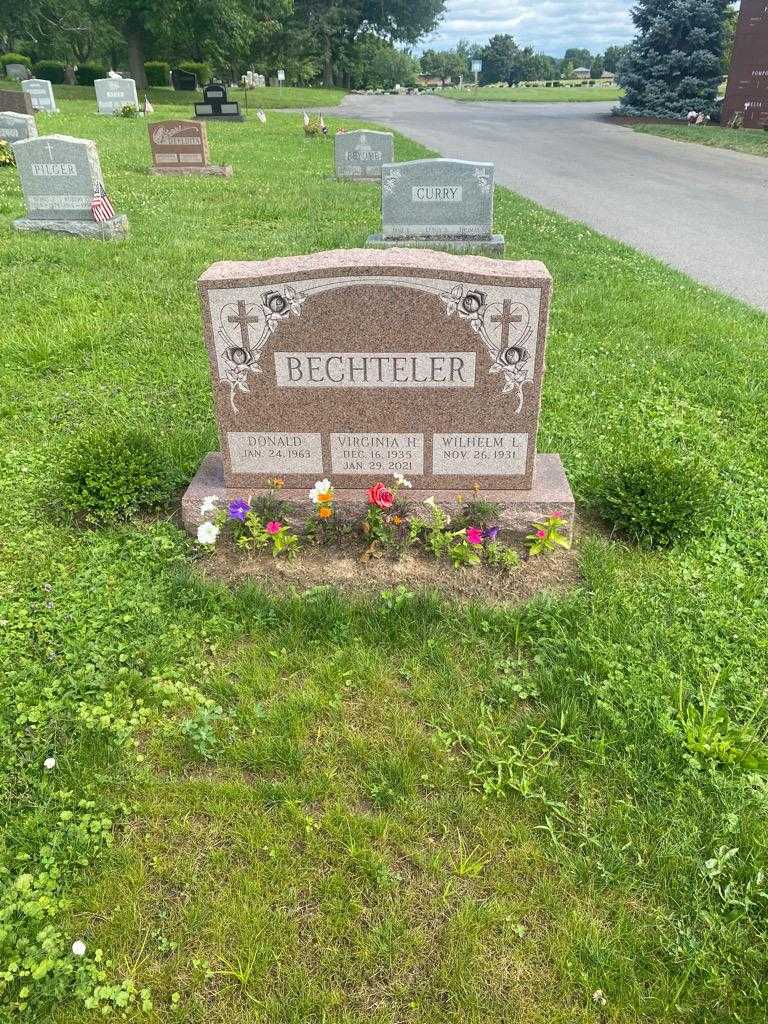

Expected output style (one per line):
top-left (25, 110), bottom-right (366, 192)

top-left (633, 122), bottom-right (768, 158)
top-left (2, 98), bottom-right (768, 1024)
top-left (0, 79), bottom-right (347, 108)
top-left (441, 85), bottom-right (623, 102)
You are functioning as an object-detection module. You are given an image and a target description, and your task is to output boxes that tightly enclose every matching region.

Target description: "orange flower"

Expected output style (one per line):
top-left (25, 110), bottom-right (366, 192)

top-left (269, 477), bottom-right (285, 490)
top-left (392, 515), bottom-right (403, 526)
top-left (317, 505), bottom-right (333, 519)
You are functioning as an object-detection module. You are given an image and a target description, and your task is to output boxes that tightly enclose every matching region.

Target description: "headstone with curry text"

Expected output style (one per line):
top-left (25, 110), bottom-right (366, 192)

top-left (334, 129), bottom-right (394, 181)
top-left (148, 119), bottom-right (232, 177)
top-left (723, 0), bottom-right (768, 128)
top-left (0, 89), bottom-right (34, 116)
top-left (194, 82), bottom-right (244, 122)
top-left (22, 78), bottom-right (58, 113)
top-left (0, 111), bottom-right (37, 143)
top-left (11, 133), bottom-right (128, 239)
top-left (367, 158), bottom-right (504, 254)
top-left (182, 248), bottom-right (572, 535)
top-left (94, 77), bottom-right (139, 115)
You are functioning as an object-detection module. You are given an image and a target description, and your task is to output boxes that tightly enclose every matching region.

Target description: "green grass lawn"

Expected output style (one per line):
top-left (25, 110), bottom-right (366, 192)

top-left (634, 122), bottom-right (768, 158)
top-left (0, 78), bottom-right (346, 109)
top-left (2, 98), bottom-right (768, 1024)
top-left (441, 85), bottom-right (622, 103)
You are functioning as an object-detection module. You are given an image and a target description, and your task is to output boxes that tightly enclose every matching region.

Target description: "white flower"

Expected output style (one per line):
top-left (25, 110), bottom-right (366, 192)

top-left (200, 495), bottom-right (219, 515)
top-left (197, 521), bottom-right (220, 545)
top-left (592, 990), bottom-right (607, 1006)
top-left (72, 940), bottom-right (86, 956)
top-left (43, 757), bottom-right (56, 770)
top-left (309, 479), bottom-right (334, 505)
top-left (394, 474), bottom-right (412, 489)
top-left (423, 496), bottom-right (437, 509)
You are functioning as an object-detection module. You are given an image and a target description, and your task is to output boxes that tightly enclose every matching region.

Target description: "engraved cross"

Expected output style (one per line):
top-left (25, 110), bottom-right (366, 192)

top-left (490, 300), bottom-right (523, 345)
top-left (227, 300), bottom-right (260, 348)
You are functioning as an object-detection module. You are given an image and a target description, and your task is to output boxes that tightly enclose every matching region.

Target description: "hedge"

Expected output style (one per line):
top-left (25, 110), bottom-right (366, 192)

top-left (1, 52), bottom-right (32, 74)
top-left (144, 61), bottom-right (170, 86)
top-left (75, 63), bottom-right (106, 86)
top-left (33, 60), bottom-right (67, 84)
top-left (177, 61), bottom-right (210, 86)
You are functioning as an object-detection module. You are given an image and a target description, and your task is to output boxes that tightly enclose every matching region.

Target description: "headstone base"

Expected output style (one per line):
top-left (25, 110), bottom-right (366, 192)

top-left (194, 114), bottom-right (245, 123)
top-left (182, 451), bottom-right (574, 540)
top-left (149, 164), bottom-right (233, 177)
top-left (366, 233), bottom-right (505, 255)
top-left (12, 215), bottom-right (129, 240)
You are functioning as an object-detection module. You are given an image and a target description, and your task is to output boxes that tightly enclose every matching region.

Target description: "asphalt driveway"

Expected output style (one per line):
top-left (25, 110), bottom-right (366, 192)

top-left (324, 94), bottom-right (768, 313)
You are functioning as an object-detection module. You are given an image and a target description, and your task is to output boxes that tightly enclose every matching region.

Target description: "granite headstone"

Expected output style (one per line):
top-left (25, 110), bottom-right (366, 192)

top-left (723, 0), bottom-right (768, 128)
top-left (22, 78), bottom-right (58, 113)
top-left (182, 248), bottom-right (572, 535)
top-left (12, 133), bottom-right (128, 239)
top-left (0, 111), bottom-right (37, 143)
top-left (0, 89), bottom-right (34, 116)
top-left (94, 77), bottom-right (139, 115)
top-left (367, 158), bottom-right (504, 254)
top-left (334, 129), bottom-right (394, 181)
top-left (172, 68), bottom-right (198, 91)
top-left (194, 82), bottom-right (244, 122)
top-left (5, 64), bottom-right (32, 81)
top-left (148, 119), bottom-right (232, 177)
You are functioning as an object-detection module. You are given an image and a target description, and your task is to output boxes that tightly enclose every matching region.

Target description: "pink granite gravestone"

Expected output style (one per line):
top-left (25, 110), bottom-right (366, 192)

top-left (182, 248), bottom-right (573, 536)
top-left (148, 119), bottom-right (232, 177)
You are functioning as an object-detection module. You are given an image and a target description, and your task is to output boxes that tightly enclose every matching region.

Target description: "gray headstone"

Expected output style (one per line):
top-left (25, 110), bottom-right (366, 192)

top-left (5, 64), bottom-right (31, 82)
top-left (11, 133), bottom-right (128, 238)
top-left (22, 78), bottom-right (58, 113)
top-left (381, 158), bottom-right (495, 240)
top-left (334, 129), bottom-right (393, 181)
top-left (94, 78), bottom-right (139, 115)
top-left (0, 111), bottom-right (37, 143)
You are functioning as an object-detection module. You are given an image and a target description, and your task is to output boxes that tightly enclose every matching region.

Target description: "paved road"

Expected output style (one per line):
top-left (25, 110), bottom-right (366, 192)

top-left (323, 94), bottom-right (768, 312)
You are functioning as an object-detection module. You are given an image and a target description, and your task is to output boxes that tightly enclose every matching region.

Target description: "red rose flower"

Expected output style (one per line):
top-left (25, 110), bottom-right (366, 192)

top-left (368, 482), bottom-right (395, 509)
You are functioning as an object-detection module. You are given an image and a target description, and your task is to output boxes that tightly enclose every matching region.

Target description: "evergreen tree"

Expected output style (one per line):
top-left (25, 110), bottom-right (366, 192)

top-left (618, 0), bottom-right (730, 117)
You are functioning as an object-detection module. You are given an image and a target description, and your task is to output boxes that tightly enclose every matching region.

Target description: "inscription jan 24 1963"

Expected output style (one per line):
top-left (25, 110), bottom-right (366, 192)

top-left (197, 249), bottom-right (552, 493)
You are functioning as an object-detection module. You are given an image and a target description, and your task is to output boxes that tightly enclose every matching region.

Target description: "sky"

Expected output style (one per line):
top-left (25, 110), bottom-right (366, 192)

top-left (417, 0), bottom-right (637, 58)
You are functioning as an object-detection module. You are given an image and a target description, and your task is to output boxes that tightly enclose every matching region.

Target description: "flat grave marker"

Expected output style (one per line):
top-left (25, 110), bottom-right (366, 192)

top-left (183, 248), bottom-right (572, 535)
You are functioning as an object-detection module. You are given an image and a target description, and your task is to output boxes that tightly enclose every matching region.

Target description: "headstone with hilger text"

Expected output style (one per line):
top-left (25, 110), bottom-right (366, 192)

top-left (148, 119), bottom-right (232, 176)
top-left (367, 158), bottom-right (505, 254)
top-left (334, 129), bottom-right (394, 181)
top-left (182, 248), bottom-right (573, 536)
top-left (22, 79), bottom-right (58, 113)
top-left (11, 133), bottom-right (128, 239)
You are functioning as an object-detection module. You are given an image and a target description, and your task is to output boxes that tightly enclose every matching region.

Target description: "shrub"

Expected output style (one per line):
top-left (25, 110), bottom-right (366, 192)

top-left (58, 429), bottom-right (174, 525)
top-left (595, 449), bottom-right (718, 547)
top-left (1, 52), bottom-right (32, 74)
top-left (177, 60), bottom-right (210, 86)
top-left (75, 62), bottom-right (106, 86)
top-left (144, 60), bottom-right (170, 86)
top-left (33, 59), bottom-right (66, 83)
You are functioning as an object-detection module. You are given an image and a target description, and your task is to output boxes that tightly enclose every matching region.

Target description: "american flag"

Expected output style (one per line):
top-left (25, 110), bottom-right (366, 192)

top-left (143, 96), bottom-right (154, 113)
top-left (256, 109), bottom-right (266, 123)
top-left (303, 110), bottom-right (309, 127)
top-left (90, 183), bottom-right (115, 223)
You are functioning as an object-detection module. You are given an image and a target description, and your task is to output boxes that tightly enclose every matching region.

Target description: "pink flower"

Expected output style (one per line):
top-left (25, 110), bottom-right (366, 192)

top-left (265, 521), bottom-right (282, 535)
top-left (536, 529), bottom-right (547, 538)
top-left (368, 482), bottom-right (395, 509)
top-left (466, 526), bottom-right (484, 545)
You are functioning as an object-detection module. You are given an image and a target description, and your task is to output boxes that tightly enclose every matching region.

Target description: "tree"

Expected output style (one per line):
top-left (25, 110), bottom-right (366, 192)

top-left (563, 47), bottom-right (591, 67)
top-left (618, 0), bottom-right (730, 117)
top-left (589, 54), bottom-right (604, 79)
top-left (479, 33), bottom-right (520, 85)
top-left (722, 3), bottom-right (738, 74)
top-left (419, 46), bottom-right (468, 84)
top-left (603, 44), bottom-right (630, 73)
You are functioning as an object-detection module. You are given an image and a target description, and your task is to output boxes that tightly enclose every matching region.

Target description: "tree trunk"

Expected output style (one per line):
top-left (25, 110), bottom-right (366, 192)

top-left (124, 22), bottom-right (148, 89)
top-left (322, 31), bottom-right (333, 87)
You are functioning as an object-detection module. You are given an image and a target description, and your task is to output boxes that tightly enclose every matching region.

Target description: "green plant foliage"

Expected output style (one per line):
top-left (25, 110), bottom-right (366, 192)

top-left (74, 63), bottom-right (106, 86)
top-left (177, 60), bottom-right (210, 86)
top-left (144, 60), bottom-right (170, 86)
top-left (57, 430), bottom-right (174, 525)
top-left (596, 450), bottom-right (718, 547)
top-left (32, 60), bottom-right (67, 83)
top-left (0, 140), bottom-right (15, 167)
top-left (676, 685), bottom-right (768, 773)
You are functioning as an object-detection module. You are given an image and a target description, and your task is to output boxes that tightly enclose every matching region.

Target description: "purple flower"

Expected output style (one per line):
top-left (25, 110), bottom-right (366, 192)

top-left (228, 497), bottom-right (251, 521)
top-left (484, 526), bottom-right (501, 541)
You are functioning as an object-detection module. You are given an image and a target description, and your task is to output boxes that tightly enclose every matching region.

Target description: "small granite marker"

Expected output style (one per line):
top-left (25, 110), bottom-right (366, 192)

top-left (6, 63), bottom-right (32, 81)
top-left (22, 79), bottom-right (58, 113)
top-left (367, 158), bottom-right (504, 254)
top-left (94, 78), bottom-right (139, 115)
top-left (334, 129), bottom-right (394, 181)
top-left (194, 82), bottom-right (244, 122)
top-left (0, 111), bottom-right (37, 143)
top-left (12, 133), bottom-right (128, 239)
top-left (0, 89), bottom-right (34, 116)
top-left (183, 248), bottom-right (572, 536)
top-left (148, 119), bottom-right (232, 176)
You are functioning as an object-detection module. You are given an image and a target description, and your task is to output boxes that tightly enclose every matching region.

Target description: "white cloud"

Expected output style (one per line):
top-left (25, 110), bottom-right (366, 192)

top-left (417, 1), bottom-right (636, 57)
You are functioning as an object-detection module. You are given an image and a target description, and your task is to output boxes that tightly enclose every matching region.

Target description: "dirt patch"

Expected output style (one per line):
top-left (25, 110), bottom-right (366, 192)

top-left (194, 519), bottom-right (585, 605)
